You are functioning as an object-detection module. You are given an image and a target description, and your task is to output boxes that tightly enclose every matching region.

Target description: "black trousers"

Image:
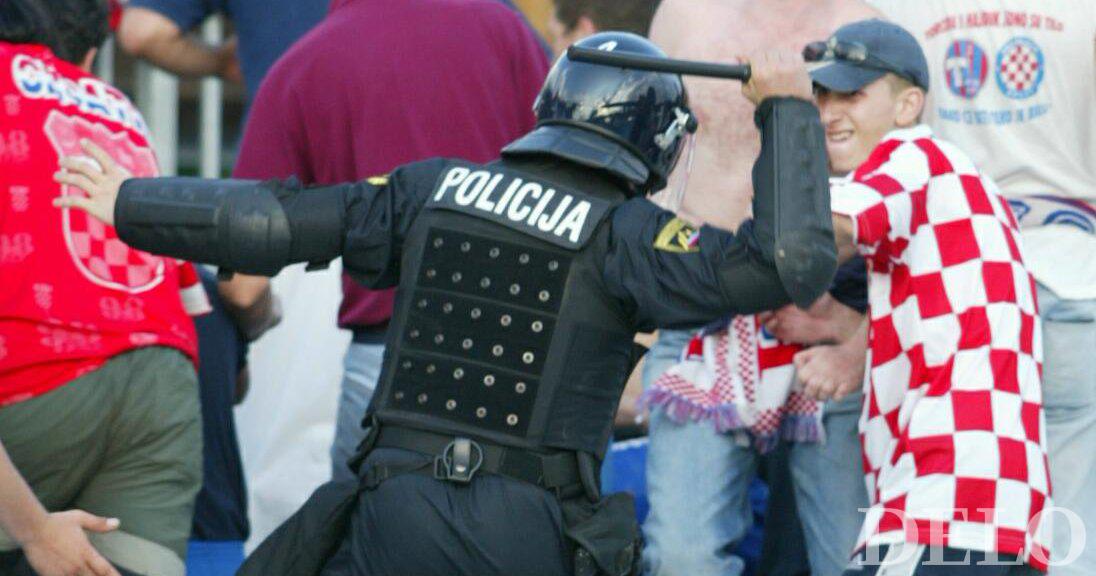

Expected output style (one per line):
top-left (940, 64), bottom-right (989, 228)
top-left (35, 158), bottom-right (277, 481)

top-left (320, 448), bottom-right (572, 576)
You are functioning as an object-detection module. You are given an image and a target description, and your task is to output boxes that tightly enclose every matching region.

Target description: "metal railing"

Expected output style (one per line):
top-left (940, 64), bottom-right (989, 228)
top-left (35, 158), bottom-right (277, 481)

top-left (97, 16), bottom-right (225, 178)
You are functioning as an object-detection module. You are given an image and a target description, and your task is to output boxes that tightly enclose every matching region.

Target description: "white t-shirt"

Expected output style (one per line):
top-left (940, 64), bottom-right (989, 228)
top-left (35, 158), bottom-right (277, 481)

top-left (873, 0), bottom-right (1096, 298)
top-left (872, 0), bottom-right (1096, 201)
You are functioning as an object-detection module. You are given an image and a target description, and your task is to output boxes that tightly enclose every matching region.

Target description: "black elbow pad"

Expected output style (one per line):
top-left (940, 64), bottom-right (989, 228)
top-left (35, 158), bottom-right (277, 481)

top-left (115, 177), bottom-right (294, 276)
top-left (776, 231), bottom-right (837, 308)
top-left (755, 97), bottom-right (837, 308)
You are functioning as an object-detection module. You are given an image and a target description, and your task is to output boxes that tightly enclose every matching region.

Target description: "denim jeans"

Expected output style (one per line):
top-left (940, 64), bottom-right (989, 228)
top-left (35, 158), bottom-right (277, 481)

top-left (186, 540), bottom-right (244, 576)
top-left (642, 329), bottom-right (868, 576)
top-left (1037, 285), bottom-right (1096, 575)
top-left (330, 342), bottom-right (385, 483)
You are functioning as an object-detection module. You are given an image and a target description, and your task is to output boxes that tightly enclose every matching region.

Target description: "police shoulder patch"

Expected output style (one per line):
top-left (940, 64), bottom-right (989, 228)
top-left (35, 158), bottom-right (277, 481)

top-left (654, 217), bottom-right (700, 253)
top-left (367, 174), bottom-right (389, 186)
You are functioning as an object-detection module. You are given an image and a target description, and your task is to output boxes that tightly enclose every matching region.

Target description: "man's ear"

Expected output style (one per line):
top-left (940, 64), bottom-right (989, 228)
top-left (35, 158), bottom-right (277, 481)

top-left (895, 87), bottom-right (925, 127)
top-left (78, 48), bottom-right (98, 73)
top-left (574, 15), bottom-right (599, 39)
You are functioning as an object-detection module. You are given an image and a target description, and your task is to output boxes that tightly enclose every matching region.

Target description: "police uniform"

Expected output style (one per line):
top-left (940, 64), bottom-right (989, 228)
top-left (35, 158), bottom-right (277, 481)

top-left (108, 33), bottom-right (835, 576)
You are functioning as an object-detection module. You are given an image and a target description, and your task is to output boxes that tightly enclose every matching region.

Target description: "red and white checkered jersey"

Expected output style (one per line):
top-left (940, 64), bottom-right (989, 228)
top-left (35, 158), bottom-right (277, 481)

top-left (830, 125), bottom-right (1052, 570)
top-left (0, 43), bottom-right (200, 406)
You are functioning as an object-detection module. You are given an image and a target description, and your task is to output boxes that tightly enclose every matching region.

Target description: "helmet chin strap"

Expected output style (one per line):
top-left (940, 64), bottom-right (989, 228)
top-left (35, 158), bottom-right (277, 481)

top-left (654, 107), bottom-right (695, 151)
top-left (653, 130), bottom-right (696, 212)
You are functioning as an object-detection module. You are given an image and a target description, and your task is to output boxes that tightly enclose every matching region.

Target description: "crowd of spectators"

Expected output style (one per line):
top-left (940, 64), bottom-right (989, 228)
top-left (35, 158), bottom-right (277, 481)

top-left (1, 0), bottom-right (1093, 575)
top-left (640, 3), bottom-right (880, 575)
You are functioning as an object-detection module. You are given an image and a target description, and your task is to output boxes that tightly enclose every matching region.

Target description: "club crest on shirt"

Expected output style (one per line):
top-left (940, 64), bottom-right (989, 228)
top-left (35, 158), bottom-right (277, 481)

top-left (45, 111), bottom-right (166, 293)
top-left (944, 40), bottom-right (988, 99)
top-left (995, 37), bottom-right (1044, 100)
top-left (654, 217), bottom-right (699, 253)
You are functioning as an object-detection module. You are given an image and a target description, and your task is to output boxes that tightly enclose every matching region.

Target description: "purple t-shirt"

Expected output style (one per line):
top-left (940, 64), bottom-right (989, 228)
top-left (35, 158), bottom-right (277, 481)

top-left (233, 0), bottom-right (549, 329)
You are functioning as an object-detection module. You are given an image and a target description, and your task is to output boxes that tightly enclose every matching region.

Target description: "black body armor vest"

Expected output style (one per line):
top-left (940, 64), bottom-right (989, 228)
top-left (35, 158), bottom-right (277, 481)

top-left (371, 160), bottom-right (635, 457)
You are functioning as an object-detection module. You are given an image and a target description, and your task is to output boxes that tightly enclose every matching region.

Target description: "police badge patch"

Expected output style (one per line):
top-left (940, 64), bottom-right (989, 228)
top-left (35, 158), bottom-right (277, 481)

top-left (654, 217), bottom-right (700, 253)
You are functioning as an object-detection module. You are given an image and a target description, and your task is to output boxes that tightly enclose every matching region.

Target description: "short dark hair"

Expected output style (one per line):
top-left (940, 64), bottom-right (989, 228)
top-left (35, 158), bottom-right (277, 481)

top-left (0, 0), bottom-right (59, 49)
top-left (45, 0), bottom-right (110, 63)
top-left (0, 0), bottom-right (108, 64)
top-left (553, 0), bottom-right (661, 37)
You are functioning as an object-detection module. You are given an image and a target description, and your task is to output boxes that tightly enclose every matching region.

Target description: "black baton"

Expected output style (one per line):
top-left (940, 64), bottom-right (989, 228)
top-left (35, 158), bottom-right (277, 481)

top-left (567, 46), bottom-right (751, 82)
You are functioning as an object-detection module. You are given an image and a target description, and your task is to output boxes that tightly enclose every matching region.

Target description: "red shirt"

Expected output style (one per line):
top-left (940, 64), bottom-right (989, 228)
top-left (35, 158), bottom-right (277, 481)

top-left (0, 43), bottom-right (198, 406)
top-left (232, 0), bottom-right (548, 329)
top-left (831, 126), bottom-right (1051, 569)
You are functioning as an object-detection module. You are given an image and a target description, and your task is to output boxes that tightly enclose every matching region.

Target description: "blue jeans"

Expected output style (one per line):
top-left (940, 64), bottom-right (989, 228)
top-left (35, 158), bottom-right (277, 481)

top-left (330, 341), bottom-right (385, 483)
top-left (186, 540), bottom-right (244, 576)
top-left (642, 329), bottom-right (868, 576)
top-left (1037, 285), bottom-right (1096, 575)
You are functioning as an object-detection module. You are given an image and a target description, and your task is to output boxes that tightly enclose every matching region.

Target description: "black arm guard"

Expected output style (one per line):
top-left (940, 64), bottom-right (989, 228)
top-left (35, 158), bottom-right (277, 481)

top-left (738, 97), bottom-right (837, 308)
top-left (115, 177), bottom-right (346, 276)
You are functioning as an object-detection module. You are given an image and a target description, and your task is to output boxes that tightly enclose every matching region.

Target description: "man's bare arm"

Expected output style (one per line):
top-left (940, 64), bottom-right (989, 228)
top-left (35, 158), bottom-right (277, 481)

top-left (218, 275), bottom-right (280, 342)
top-left (116, 7), bottom-right (240, 82)
top-left (0, 443), bottom-right (121, 576)
top-left (833, 213), bottom-right (859, 263)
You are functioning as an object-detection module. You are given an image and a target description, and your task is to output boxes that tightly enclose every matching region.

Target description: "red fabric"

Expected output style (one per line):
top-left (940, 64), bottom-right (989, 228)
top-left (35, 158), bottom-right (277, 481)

top-left (231, 0), bottom-right (548, 329)
top-left (831, 126), bottom-right (1051, 570)
top-left (109, 0), bottom-right (124, 31)
top-left (0, 43), bottom-right (197, 406)
top-left (642, 315), bottom-right (822, 452)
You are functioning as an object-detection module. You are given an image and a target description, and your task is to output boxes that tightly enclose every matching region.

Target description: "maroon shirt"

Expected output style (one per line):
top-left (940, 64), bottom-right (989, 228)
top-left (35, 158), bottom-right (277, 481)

top-left (233, 0), bottom-right (548, 329)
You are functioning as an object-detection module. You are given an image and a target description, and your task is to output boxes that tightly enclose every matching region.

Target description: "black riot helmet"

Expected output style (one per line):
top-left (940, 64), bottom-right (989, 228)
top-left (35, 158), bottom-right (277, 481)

top-left (502, 32), bottom-right (697, 195)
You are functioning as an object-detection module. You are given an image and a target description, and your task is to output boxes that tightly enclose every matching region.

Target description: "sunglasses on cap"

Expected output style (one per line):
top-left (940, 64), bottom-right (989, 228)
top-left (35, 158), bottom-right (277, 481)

top-left (802, 37), bottom-right (919, 87)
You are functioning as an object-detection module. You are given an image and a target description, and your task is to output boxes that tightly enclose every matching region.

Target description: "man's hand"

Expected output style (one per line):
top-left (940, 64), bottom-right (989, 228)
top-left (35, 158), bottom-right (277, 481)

top-left (52, 139), bottom-right (131, 226)
top-left (760, 294), bottom-right (863, 345)
top-left (794, 336), bottom-right (867, 402)
top-left (217, 36), bottom-right (243, 84)
top-left (740, 49), bottom-right (813, 106)
top-left (21, 511), bottom-right (121, 576)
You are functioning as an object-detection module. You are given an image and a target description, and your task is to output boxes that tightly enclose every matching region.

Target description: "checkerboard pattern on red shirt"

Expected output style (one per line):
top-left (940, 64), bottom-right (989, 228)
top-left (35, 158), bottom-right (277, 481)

top-left (68, 212), bottom-right (163, 287)
top-left (0, 44), bottom-right (199, 406)
top-left (830, 125), bottom-right (1051, 570)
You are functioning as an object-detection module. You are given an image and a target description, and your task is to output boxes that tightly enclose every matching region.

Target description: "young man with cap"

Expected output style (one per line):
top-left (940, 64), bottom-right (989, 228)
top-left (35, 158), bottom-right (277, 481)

top-left (808, 19), bottom-right (1051, 575)
top-left (868, 3), bottom-right (1096, 572)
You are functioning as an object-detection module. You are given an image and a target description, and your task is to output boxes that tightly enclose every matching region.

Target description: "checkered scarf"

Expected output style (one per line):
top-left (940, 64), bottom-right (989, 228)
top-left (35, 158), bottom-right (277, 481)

top-left (639, 315), bottom-right (823, 453)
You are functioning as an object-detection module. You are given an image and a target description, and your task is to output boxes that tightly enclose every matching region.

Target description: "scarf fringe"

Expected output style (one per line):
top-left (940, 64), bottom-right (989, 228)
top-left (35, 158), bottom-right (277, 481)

top-left (640, 389), bottom-right (824, 454)
top-left (779, 413), bottom-right (825, 445)
top-left (638, 388), bottom-right (746, 433)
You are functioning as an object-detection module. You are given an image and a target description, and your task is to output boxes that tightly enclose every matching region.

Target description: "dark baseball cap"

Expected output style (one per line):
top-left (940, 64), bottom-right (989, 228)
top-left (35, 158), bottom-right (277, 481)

top-left (808, 19), bottom-right (930, 93)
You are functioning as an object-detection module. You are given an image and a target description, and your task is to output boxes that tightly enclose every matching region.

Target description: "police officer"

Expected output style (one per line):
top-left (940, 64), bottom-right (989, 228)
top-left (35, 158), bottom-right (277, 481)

top-left (55, 33), bottom-right (835, 576)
